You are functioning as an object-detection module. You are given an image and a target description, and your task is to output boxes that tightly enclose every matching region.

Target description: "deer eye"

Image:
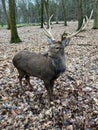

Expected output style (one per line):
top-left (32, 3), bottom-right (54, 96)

top-left (55, 46), bottom-right (60, 50)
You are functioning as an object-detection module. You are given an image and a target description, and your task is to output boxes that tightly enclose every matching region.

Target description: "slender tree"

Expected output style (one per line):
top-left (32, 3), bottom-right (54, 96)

top-left (41, 0), bottom-right (44, 28)
top-left (9, 0), bottom-right (21, 43)
top-left (1, 0), bottom-right (10, 29)
top-left (93, 0), bottom-right (98, 29)
top-left (77, 0), bottom-right (83, 30)
top-left (55, 0), bottom-right (59, 24)
top-left (44, 0), bottom-right (49, 28)
top-left (61, 0), bottom-right (67, 26)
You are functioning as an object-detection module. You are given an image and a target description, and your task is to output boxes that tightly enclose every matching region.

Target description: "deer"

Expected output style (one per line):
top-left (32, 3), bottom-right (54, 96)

top-left (12, 10), bottom-right (93, 102)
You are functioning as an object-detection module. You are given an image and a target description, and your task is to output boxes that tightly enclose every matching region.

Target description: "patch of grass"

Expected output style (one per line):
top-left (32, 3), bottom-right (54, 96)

top-left (0, 25), bottom-right (8, 29)
top-left (0, 23), bottom-right (41, 29)
top-left (17, 23), bottom-right (41, 28)
top-left (92, 26), bottom-right (98, 29)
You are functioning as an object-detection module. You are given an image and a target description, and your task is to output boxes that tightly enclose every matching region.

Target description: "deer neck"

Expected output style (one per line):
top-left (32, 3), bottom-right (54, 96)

top-left (50, 55), bottom-right (66, 74)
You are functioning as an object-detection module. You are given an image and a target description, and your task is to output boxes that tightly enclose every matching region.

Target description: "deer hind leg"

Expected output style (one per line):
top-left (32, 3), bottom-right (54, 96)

top-left (25, 75), bottom-right (32, 88)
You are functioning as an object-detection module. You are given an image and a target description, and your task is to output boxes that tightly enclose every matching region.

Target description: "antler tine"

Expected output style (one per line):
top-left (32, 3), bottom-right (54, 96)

top-left (43, 15), bottom-right (55, 41)
top-left (65, 19), bottom-right (85, 38)
top-left (48, 14), bottom-right (53, 32)
top-left (65, 10), bottom-right (93, 39)
top-left (43, 24), bottom-right (52, 39)
top-left (82, 9), bottom-right (93, 30)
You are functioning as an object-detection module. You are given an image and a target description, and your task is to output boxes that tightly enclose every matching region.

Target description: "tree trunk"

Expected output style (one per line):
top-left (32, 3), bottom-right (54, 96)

top-left (77, 0), bottom-right (83, 30)
top-left (41, 0), bottom-right (44, 28)
top-left (55, 0), bottom-right (59, 24)
top-left (61, 0), bottom-right (67, 26)
top-left (9, 0), bottom-right (21, 43)
top-left (93, 0), bottom-right (98, 29)
top-left (44, 0), bottom-right (49, 28)
top-left (1, 0), bottom-right (10, 29)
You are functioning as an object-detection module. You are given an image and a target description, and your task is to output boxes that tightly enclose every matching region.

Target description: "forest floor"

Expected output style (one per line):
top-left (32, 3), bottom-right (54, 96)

top-left (0, 21), bottom-right (98, 130)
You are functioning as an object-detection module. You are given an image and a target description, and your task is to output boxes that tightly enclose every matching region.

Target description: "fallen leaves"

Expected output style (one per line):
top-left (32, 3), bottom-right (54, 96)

top-left (0, 23), bottom-right (98, 129)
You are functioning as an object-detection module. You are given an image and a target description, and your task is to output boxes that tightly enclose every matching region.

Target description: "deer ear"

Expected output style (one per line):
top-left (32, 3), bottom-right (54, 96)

top-left (62, 38), bottom-right (70, 47)
top-left (47, 38), bottom-right (54, 45)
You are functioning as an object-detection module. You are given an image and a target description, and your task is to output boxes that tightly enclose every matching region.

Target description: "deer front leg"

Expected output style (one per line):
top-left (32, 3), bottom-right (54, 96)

top-left (44, 80), bottom-right (54, 102)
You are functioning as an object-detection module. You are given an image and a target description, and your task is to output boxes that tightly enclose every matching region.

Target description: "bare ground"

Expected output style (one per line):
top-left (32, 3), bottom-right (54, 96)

top-left (0, 21), bottom-right (98, 130)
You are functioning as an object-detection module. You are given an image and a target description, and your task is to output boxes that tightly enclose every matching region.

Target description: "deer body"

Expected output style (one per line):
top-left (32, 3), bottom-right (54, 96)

top-left (13, 50), bottom-right (65, 80)
top-left (13, 41), bottom-right (66, 101)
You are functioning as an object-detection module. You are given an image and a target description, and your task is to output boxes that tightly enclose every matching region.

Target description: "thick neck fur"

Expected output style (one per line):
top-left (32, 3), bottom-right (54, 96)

top-left (50, 54), bottom-right (66, 74)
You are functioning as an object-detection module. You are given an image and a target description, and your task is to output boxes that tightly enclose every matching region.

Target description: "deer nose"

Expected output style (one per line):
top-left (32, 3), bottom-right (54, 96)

top-left (61, 67), bottom-right (66, 73)
top-left (56, 67), bottom-right (66, 73)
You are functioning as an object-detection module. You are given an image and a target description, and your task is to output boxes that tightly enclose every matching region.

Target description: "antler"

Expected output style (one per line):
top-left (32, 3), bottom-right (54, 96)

top-left (43, 15), bottom-right (55, 41)
top-left (63, 10), bottom-right (93, 39)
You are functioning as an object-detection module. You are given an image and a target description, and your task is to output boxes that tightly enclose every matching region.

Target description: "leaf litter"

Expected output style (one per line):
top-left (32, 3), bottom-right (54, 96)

top-left (0, 21), bottom-right (98, 130)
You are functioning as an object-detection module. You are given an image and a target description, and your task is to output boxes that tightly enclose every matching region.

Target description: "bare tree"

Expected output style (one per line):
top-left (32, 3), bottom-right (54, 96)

top-left (61, 0), bottom-right (67, 26)
top-left (77, 0), bottom-right (83, 30)
top-left (1, 0), bottom-right (10, 29)
top-left (44, 0), bottom-right (49, 28)
top-left (93, 0), bottom-right (98, 29)
top-left (9, 0), bottom-right (21, 43)
top-left (41, 0), bottom-right (44, 28)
